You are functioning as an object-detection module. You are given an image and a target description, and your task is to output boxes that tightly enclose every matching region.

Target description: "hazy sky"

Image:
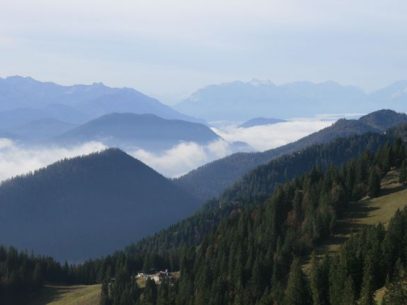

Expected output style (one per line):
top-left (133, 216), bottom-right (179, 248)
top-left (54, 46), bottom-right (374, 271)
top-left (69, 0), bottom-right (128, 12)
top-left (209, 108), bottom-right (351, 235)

top-left (0, 0), bottom-right (406, 103)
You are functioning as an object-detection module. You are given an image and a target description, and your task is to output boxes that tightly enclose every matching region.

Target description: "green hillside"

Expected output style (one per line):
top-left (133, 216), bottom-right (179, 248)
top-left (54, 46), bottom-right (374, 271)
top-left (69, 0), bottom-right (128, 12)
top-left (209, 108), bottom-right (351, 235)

top-left (29, 285), bottom-right (101, 305)
top-left (312, 169), bottom-right (407, 256)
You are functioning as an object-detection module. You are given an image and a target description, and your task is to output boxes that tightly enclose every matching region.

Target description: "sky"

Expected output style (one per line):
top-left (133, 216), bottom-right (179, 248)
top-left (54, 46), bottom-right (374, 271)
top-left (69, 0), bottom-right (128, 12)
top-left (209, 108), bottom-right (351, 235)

top-left (0, 0), bottom-right (406, 104)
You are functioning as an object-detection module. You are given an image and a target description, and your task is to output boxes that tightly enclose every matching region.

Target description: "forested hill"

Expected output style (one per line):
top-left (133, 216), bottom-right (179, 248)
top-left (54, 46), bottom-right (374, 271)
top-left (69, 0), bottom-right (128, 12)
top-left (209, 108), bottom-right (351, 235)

top-left (175, 109), bottom-right (407, 202)
top-left (219, 133), bottom-right (390, 205)
top-left (102, 126), bottom-right (407, 305)
top-left (0, 149), bottom-right (199, 261)
top-left (127, 132), bottom-right (393, 256)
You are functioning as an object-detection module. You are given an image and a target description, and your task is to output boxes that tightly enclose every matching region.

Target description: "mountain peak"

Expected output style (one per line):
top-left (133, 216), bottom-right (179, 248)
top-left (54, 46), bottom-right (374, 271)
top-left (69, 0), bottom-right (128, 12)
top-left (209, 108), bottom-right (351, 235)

top-left (248, 78), bottom-right (274, 87)
top-left (56, 112), bottom-right (219, 152)
top-left (3, 75), bottom-right (37, 84)
top-left (359, 109), bottom-right (407, 131)
top-left (0, 147), bottom-right (199, 261)
top-left (0, 75), bottom-right (192, 122)
top-left (91, 82), bottom-right (107, 88)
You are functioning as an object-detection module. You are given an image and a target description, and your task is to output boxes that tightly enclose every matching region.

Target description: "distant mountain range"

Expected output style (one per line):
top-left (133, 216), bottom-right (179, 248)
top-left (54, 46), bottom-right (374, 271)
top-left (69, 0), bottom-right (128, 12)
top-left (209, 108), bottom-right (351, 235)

top-left (0, 149), bottom-right (199, 261)
top-left (176, 79), bottom-right (407, 121)
top-left (55, 113), bottom-right (221, 151)
top-left (239, 117), bottom-right (286, 128)
top-left (0, 76), bottom-right (194, 127)
top-left (5, 118), bottom-right (77, 142)
top-left (175, 109), bottom-right (407, 202)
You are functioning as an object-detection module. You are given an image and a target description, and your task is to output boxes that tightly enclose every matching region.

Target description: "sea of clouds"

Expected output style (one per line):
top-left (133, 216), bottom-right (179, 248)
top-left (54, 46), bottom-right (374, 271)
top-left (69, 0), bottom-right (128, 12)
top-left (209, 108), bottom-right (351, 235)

top-left (0, 119), bottom-right (334, 181)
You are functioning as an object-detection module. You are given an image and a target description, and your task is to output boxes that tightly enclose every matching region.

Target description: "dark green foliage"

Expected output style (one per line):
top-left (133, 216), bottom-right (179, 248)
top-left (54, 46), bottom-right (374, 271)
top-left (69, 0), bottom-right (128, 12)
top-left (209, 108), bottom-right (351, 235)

top-left (310, 209), bottom-right (407, 305)
top-left (309, 253), bottom-right (328, 305)
top-left (0, 246), bottom-right (94, 305)
top-left (359, 257), bottom-right (376, 305)
top-left (129, 133), bottom-right (389, 259)
top-left (382, 268), bottom-right (407, 305)
top-left (368, 168), bottom-right (381, 198)
top-left (284, 258), bottom-right (311, 305)
top-left (400, 160), bottom-right (407, 184)
top-left (341, 276), bottom-right (356, 305)
top-left (100, 281), bottom-right (112, 305)
top-left (103, 138), bottom-right (407, 305)
top-left (94, 132), bottom-right (407, 305)
top-left (109, 269), bottom-right (139, 305)
top-left (142, 279), bottom-right (158, 305)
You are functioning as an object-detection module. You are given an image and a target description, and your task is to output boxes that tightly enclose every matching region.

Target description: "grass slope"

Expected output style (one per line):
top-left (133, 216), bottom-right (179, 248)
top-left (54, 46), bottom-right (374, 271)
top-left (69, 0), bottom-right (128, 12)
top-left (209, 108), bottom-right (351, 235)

top-left (29, 285), bottom-right (101, 305)
top-left (303, 170), bottom-right (407, 303)
top-left (320, 170), bottom-right (407, 254)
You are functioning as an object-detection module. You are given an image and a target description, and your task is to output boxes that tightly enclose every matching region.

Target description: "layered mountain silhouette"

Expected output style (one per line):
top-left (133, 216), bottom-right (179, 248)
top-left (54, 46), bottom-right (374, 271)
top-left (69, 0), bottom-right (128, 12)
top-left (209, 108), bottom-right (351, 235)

top-left (175, 110), bottom-right (407, 202)
top-left (176, 79), bottom-right (407, 121)
top-left (0, 106), bottom-right (85, 130)
top-left (0, 149), bottom-right (199, 261)
top-left (239, 117), bottom-right (286, 128)
top-left (55, 113), bottom-right (220, 151)
top-left (6, 118), bottom-right (76, 142)
top-left (0, 76), bottom-right (194, 126)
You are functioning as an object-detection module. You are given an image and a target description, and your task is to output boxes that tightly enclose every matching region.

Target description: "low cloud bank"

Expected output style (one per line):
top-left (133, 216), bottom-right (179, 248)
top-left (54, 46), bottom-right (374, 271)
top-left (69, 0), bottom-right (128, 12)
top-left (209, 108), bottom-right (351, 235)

top-left (130, 140), bottom-right (234, 177)
top-left (0, 118), bottom-right (332, 181)
top-left (126, 119), bottom-right (334, 177)
top-left (213, 119), bottom-right (334, 151)
top-left (0, 139), bottom-right (107, 182)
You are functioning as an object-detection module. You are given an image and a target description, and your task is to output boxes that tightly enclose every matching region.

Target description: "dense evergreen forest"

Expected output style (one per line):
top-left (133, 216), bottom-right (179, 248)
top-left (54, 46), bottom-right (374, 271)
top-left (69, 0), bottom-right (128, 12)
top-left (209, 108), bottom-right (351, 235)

top-left (3, 122), bottom-right (407, 305)
top-left (0, 246), bottom-right (102, 304)
top-left (99, 136), bottom-right (407, 305)
top-left (127, 132), bottom-right (392, 257)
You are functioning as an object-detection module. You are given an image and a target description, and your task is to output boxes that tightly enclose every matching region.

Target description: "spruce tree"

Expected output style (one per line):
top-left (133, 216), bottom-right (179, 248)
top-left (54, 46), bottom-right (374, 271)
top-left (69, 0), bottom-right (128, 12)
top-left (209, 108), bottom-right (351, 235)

top-left (143, 278), bottom-right (158, 305)
top-left (399, 160), bottom-right (407, 184)
top-left (100, 281), bottom-right (111, 305)
top-left (341, 276), bottom-right (355, 305)
top-left (368, 169), bottom-right (381, 198)
top-left (359, 258), bottom-right (375, 305)
top-left (283, 258), bottom-right (311, 305)
top-left (309, 253), bottom-right (321, 305)
top-left (382, 278), bottom-right (407, 305)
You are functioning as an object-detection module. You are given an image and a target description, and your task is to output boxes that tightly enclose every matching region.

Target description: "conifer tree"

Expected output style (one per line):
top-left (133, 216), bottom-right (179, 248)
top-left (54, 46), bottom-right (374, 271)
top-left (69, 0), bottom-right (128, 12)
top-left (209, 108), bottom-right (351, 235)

top-left (368, 169), bottom-right (381, 198)
top-left (143, 278), bottom-right (158, 305)
top-left (341, 276), bottom-right (355, 305)
top-left (284, 258), bottom-right (311, 305)
top-left (157, 280), bottom-right (171, 305)
top-left (309, 253), bottom-right (321, 305)
top-left (100, 281), bottom-right (111, 305)
top-left (382, 278), bottom-right (407, 305)
top-left (359, 258), bottom-right (375, 305)
top-left (399, 160), bottom-right (407, 184)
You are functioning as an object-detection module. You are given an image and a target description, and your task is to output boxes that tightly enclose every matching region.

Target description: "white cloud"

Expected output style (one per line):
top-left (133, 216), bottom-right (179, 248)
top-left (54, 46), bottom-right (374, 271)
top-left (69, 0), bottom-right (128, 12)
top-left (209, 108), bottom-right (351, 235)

top-left (130, 119), bottom-right (332, 176)
top-left (0, 119), bottom-right (331, 180)
top-left (213, 119), bottom-right (334, 151)
top-left (0, 140), bottom-right (106, 182)
top-left (130, 139), bottom-right (234, 178)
